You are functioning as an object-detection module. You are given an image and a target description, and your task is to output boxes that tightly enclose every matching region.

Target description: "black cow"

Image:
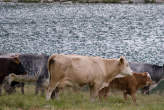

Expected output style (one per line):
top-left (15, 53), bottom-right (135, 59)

top-left (0, 56), bottom-right (26, 95)
top-left (18, 53), bottom-right (49, 95)
top-left (129, 62), bottom-right (164, 94)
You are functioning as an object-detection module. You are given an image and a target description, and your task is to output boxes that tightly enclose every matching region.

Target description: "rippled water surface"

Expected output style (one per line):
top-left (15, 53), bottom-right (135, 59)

top-left (0, 3), bottom-right (164, 65)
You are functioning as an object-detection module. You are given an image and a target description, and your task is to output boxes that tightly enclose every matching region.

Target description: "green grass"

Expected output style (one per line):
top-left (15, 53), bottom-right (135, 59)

top-left (0, 85), bottom-right (164, 110)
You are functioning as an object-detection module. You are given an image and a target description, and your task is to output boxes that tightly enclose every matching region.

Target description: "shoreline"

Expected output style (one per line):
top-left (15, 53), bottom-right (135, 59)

top-left (0, 0), bottom-right (164, 4)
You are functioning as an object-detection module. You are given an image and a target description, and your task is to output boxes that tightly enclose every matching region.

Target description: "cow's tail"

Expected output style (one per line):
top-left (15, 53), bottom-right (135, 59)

top-left (47, 54), bottom-right (57, 87)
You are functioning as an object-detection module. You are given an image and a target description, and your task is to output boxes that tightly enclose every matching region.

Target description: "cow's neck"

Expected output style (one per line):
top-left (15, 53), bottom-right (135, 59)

top-left (135, 76), bottom-right (145, 89)
top-left (104, 59), bottom-right (120, 82)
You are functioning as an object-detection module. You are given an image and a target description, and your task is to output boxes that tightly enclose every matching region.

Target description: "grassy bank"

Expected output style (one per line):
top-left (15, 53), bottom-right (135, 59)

top-left (0, 85), bottom-right (164, 110)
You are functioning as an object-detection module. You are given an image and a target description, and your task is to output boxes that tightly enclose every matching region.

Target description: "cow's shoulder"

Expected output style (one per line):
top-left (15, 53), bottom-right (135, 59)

top-left (103, 58), bottom-right (118, 67)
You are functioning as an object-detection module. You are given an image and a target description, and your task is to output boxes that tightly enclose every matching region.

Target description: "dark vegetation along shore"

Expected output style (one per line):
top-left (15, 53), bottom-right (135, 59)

top-left (0, 0), bottom-right (164, 4)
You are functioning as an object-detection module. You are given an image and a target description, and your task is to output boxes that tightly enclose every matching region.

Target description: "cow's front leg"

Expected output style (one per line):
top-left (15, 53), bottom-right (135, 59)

top-left (20, 83), bottom-right (24, 95)
top-left (41, 87), bottom-right (45, 96)
top-left (123, 91), bottom-right (128, 100)
top-left (89, 85), bottom-right (94, 101)
top-left (35, 85), bottom-right (39, 95)
top-left (98, 87), bottom-right (105, 100)
top-left (89, 84), bottom-right (100, 102)
top-left (146, 86), bottom-right (150, 95)
top-left (98, 86), bottom-right (110, 100)
top-left (131, 93), bottom-right (137, 105)
top-left (0, 84), bottom-right (2, 96)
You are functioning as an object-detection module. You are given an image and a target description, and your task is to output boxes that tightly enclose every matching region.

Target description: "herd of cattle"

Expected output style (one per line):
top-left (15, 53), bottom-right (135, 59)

top-left (0, 53), bottom-right (164, 104)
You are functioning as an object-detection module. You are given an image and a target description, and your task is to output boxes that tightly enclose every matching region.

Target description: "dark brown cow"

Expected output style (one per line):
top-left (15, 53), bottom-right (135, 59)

top-left (2, 53), bottom-right (50, 96)
top-left (99, 72), bottom-right (153, 104)
top-left (0, 56), bottom-right (26, 95)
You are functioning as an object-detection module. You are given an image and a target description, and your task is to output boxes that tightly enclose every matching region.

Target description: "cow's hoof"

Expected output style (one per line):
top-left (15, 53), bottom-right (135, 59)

top-left (46, 94), bottom-right (51, 101)
top-left (134, 103), bottom-right (138, 106)
top-left (90, 98), bottom-right (96, 102)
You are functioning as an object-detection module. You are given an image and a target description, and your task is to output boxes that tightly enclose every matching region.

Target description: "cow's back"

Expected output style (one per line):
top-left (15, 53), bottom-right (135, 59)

top-left (49, 54), bottom-right (106, 86)
top-left (110, 75), bottom-right (136, 91)
top-left (19, 54), bottom-right (49, 77)
top-left (58, 55), bottom-right (105, 76)
top-left (129, 62), bottom-right (153, 73)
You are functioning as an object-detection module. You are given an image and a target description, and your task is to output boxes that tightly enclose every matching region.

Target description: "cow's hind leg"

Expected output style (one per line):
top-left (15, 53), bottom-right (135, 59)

top-left (46, 81), bottom-right (58, 101)
top-left (51, 87), bottom-right (60, 99)
top-left (46, 87), bottom-right (54, 100)
top-left (46, 85), bottom-right (55, 101)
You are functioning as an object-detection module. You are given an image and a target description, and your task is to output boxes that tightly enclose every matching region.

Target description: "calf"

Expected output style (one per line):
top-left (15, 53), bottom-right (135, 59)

top-left (129, 62), bottom-right (164, 94)
top-left (99, 72), bottom-right (153, 104)
top-left (0, 56), bottom-right (26, 95)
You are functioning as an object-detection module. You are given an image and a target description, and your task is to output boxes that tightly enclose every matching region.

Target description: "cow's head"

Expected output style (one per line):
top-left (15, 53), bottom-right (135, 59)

top-left (4, 73), bottom-right (16, 85)
top-left (118, 56), bottom-right (133, 76)
top-left (143, 72), bottom-right (153, 86)
top-left (11, 56), bottom-right (20, 64)
top-left (3, 75), bottom-right (16, 94)
top-left (14, 56), bottom-right (27, 75)
top-left (134, 72), bottom-right (153, 87)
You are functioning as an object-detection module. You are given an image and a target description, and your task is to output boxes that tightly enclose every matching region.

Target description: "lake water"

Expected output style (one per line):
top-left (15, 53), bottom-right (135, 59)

top-left (0, 3), bottom-right (164, 65)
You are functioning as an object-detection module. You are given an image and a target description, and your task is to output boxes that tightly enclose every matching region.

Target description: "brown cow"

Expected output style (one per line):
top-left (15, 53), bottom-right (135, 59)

top-left (0, 56), bottom-right (26, 95)
top-left (99, 72), bottom-right (153, 104)
top-left (46, 54), bottom-right (133, 101)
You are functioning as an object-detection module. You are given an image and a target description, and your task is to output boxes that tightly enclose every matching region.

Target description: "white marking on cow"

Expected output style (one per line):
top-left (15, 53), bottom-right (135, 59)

top-left (146, 72), bottom-right (151, 79)
top-left (115, 74), bottom-right (126, 78)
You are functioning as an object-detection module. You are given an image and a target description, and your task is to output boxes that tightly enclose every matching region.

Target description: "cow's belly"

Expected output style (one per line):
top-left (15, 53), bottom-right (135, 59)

top-left (65, 69), bottom-right (95, 85)
top-left (60, 67), bottom-right (103, 88)
top-left (55, 55), bottom-right (106, 88)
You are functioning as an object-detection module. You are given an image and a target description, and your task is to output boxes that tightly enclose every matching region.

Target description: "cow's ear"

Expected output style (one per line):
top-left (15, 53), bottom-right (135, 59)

top-left (143, 72), bottom-right (147, 76)
top-left (13, 57), bottom-right (20, 64)
top-left (119, 56), bottom-right (125, 65)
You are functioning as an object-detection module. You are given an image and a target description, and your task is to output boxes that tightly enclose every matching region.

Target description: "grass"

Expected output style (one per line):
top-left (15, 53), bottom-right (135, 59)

top-left (0, 85), bottom-right (164, 110)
